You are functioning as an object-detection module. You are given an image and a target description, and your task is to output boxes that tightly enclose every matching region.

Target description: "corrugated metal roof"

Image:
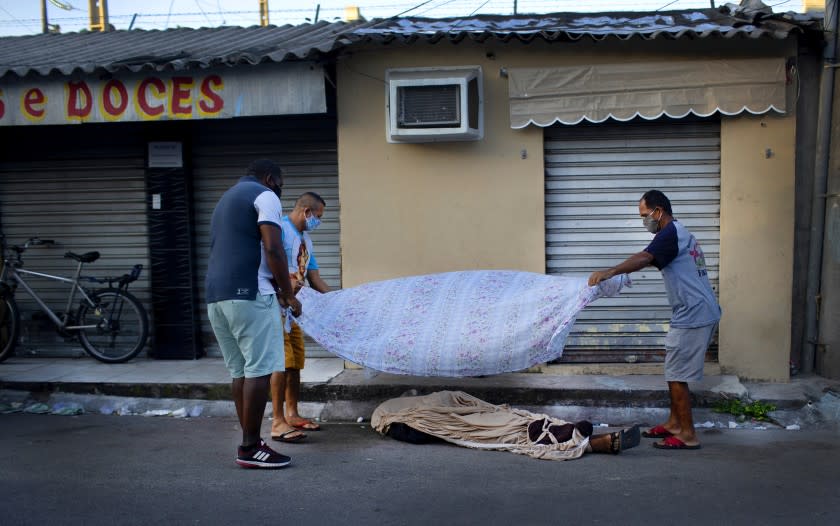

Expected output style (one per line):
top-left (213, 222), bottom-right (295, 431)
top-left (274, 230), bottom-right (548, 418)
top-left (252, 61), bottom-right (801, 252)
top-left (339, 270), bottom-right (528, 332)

top-left (0, 6), bottom-right (822, 80)
top-left (0, 21), bottom-right (360, 78)
top-left (347, 7), bottom-right (821, 43)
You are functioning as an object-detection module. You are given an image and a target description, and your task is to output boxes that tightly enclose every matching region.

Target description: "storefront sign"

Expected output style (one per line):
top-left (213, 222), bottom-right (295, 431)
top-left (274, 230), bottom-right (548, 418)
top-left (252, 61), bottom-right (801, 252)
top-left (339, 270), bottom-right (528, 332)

top-left (0, 62), bottom-right (325, 126)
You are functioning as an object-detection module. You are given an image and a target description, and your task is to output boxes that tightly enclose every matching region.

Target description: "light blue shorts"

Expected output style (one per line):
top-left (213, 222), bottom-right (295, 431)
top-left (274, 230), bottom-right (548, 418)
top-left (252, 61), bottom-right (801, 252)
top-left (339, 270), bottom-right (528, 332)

top-left (207, 294), bottom-right (285, 379)
top-left (664, 324), bottom-right (718, 382)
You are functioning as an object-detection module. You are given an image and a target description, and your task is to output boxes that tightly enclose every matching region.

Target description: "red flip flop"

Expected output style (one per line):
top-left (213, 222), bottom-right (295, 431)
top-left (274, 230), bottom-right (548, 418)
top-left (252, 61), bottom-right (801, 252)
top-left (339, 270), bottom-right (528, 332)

top-left (642, 425), bottom-right (673, 439)
top-left (652, 436), bottom-right (701, 450)
top-left (290, 419), bottom-right (321, 431)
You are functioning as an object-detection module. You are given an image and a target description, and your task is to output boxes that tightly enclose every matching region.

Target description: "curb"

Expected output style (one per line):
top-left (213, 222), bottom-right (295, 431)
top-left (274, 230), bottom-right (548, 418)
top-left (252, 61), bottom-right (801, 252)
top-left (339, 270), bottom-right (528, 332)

top-left (0, 378), bottom-right (810, 411)
top-left (0, 388), bottom-right (826, 432)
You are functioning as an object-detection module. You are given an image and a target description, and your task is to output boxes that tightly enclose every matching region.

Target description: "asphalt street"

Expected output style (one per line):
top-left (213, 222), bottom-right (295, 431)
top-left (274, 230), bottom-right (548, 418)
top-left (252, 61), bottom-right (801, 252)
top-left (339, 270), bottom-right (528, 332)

top-left (1, 413), bottom-right (839, 525)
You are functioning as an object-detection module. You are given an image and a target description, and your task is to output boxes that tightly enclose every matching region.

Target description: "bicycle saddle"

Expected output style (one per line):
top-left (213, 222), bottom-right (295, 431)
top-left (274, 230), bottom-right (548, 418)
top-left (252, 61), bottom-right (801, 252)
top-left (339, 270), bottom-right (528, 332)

top-left (65, 251), bottom-right (100, 263)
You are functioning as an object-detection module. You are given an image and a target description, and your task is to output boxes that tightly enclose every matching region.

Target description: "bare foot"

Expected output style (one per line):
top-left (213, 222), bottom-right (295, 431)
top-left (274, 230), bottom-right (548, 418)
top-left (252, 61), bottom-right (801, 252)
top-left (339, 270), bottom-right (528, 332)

top-left (589, 433), bottom-right (618, 454)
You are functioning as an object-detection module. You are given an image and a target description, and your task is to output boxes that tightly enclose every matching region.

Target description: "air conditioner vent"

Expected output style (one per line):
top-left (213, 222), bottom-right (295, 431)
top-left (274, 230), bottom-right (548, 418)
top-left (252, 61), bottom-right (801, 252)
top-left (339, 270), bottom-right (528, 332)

top-left (386, 66), bottom-right (483, 143)
top-left (398, 85), bottom-right (460, 128)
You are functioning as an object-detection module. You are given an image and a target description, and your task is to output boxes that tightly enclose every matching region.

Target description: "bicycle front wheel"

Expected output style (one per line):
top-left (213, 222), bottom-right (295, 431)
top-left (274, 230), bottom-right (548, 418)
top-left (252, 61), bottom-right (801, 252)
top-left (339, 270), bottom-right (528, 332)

top-left (78, 289), bottom-right (148, 363)
top-left (0, 294), bottom-right (20, 363)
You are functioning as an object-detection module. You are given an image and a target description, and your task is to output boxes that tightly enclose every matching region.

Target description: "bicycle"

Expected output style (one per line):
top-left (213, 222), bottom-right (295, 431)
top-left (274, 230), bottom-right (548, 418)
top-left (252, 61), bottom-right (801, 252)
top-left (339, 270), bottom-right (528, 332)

top-left (0, 236), bottom-right (149, 364)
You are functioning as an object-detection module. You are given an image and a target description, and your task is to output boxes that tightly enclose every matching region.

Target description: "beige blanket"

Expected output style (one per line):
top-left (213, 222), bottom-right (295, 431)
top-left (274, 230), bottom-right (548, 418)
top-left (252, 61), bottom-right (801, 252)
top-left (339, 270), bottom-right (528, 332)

top-left (371, 391), bottom-right (589, 461)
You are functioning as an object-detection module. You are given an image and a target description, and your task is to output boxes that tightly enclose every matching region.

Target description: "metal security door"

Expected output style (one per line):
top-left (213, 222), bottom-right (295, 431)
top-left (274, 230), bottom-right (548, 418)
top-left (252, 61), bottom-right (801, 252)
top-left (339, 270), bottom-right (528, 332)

top-left (192, 115), bottom-right (340, 357)
top-left (0, 123), bottom-right (150, 357)
top-left (544, 118), bottom-right (720, 363)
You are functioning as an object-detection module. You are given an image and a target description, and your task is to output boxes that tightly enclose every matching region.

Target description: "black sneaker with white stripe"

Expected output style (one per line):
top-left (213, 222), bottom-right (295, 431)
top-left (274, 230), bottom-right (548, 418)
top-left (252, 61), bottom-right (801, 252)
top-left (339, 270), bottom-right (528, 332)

top-left (236, 439), bottom-right (291, 469)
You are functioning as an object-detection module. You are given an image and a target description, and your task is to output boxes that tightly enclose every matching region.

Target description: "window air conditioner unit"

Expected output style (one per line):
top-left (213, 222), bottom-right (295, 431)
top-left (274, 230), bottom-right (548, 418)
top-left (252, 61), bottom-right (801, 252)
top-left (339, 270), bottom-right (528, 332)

top-left (386, 66), bottom-right (484, 143)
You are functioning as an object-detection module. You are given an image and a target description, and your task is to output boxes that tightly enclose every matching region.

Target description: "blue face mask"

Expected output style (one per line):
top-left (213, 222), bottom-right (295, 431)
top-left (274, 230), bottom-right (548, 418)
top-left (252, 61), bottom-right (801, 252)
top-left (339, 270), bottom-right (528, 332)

top-left (305, 212), bottom-right (321, 231)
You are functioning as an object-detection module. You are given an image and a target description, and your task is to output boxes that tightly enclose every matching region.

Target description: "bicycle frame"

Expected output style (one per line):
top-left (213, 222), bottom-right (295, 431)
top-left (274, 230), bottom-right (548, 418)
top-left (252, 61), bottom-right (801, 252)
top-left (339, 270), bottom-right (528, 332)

top-left (0, 235), bottom-right (149, 364)
top-left (2, 264), bottom-right (99, 331)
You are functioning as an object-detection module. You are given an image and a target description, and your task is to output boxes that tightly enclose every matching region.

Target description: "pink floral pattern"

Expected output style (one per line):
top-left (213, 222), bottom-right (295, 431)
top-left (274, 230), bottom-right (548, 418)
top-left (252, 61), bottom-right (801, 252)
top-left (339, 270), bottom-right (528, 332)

top-left (294, 271), bottom-right (628, 377)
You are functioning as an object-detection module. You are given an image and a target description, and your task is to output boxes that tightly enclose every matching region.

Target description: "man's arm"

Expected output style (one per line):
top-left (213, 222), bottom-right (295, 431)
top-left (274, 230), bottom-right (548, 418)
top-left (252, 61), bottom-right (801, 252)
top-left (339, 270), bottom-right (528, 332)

top-left (305, 269), bottom-right (331, 294)
top-left (588, 251), bottom-right (654, 286)
top-left (260, 223), bottom-right (302, 316)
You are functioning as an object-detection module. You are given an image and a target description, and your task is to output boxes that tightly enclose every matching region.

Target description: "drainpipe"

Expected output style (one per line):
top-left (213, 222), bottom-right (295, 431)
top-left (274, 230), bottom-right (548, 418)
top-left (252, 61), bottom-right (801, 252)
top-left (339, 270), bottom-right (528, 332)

top-left (803, 0), bottom-right (839, 373)
top-left (818, 0), bottom-right (840, 378)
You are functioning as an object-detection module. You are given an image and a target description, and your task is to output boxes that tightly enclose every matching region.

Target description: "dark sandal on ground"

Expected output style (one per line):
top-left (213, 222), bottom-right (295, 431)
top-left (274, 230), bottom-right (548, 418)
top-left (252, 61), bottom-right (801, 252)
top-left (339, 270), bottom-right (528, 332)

top-left (607, 425), bottom-right (642, 454)
top-left (642, 425), bottom-right (673, 439)
top-left (621, 425), bottom-right (641, 450)
top-left (271, 430), bottom-right (306, 443)
top-left (652, 436), bottom-right (701, 450)
top-left (290, 418), bottom-right (321, 431)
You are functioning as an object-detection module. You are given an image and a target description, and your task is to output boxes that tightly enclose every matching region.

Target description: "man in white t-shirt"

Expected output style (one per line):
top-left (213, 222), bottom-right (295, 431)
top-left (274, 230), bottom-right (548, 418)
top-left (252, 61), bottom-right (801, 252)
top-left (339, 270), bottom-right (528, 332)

top-left (206, 159), bottom-right (301, 468)
top-left (270, 192), bottom-right (332, 442)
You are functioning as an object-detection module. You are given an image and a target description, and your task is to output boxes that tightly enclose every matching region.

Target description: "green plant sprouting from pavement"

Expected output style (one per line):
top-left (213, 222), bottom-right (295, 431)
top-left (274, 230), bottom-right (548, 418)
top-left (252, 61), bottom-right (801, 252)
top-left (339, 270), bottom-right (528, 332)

top-left (713, 398), bottom-right (777, 421)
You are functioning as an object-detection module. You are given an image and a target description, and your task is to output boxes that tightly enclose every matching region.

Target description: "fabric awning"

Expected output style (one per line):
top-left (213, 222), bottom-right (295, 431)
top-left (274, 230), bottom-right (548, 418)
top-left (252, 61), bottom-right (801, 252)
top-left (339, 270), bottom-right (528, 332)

top-left (508, 58), bottom-right (788, 128)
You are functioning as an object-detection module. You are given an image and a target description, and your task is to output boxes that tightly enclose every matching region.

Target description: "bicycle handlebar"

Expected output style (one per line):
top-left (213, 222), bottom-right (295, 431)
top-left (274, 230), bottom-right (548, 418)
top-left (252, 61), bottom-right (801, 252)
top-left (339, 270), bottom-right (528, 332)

top-left (24, 238), bottom-right (56, 248)
top-left (7, 237), bottom-right (57, 254)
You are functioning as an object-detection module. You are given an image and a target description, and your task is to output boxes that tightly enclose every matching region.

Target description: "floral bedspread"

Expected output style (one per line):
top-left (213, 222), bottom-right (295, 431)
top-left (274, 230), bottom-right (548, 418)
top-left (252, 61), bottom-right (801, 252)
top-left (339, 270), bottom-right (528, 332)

top-left (292, 270), bottom-right (628, 377)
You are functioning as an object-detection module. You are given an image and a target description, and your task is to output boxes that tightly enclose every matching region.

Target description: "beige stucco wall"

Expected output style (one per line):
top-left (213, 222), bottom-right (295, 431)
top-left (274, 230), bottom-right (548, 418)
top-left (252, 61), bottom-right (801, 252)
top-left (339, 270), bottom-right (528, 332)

top-left (337, 40), bottom-right (797, 380)
top-left (337, 45), bottom-right (546, 286)
top-left (719, 115), bottom-right (796, 381)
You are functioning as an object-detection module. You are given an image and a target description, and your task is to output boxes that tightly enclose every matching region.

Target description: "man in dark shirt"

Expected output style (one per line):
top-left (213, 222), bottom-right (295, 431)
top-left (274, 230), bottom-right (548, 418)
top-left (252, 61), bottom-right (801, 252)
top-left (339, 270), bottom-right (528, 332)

top-left (589, 190), bottom-right (721, 450)
top-left (206, 159), bottom-right (302, 468)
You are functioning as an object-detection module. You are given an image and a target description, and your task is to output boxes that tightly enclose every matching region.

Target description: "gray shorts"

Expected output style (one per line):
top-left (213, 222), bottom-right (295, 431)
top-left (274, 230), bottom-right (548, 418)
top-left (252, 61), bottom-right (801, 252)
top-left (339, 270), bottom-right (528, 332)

top-left (207, 294), bottom-right (284, 379)
top-left (664, 324), bottom-right (717, 382)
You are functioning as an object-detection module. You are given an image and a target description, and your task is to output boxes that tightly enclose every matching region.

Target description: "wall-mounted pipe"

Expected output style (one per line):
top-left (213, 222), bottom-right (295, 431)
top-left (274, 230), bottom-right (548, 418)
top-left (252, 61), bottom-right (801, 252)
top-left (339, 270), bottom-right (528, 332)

top-left (803, 0), bottom-right (839, 373)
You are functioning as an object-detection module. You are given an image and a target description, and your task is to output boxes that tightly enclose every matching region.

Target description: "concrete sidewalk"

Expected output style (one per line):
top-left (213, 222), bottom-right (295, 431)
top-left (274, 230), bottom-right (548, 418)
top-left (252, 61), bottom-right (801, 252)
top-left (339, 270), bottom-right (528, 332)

top-left (1, 356), bottom-right (839, 429)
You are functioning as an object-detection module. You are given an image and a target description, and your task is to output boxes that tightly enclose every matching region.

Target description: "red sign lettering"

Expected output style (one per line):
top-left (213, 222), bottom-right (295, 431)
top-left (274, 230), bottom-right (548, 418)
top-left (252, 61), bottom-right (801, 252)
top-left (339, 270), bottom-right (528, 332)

top-left (199, 75), bottom-right (224, 114)
top-left (23, 88), bottom-right (47, 119)
top-left (170, 76), bottom-right (193, 116)
top-left (0, 88), bottom-right (5, 119)
top-left (136, 77), bottom-right (165, 117)
top-left (66, 81), bottom-right (92, 119)
top-left (102, 80), bottom-right (128, 116)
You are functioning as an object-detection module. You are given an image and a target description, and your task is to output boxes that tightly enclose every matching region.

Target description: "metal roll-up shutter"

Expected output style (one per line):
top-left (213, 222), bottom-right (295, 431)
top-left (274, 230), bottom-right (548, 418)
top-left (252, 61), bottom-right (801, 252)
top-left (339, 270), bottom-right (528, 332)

top-left (544, 118), bottom-right (720, 363)
top-left (0, 123), bottom-right (150, 357)
top-left (192, 115), bottom-right (339, 357)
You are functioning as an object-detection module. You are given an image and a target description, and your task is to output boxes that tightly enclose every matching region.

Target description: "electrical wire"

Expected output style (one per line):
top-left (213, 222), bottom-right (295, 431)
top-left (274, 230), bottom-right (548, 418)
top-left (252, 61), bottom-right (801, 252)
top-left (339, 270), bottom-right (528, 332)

top-left (164, 0), bottom-right (177, 29)
top-left (0, 3), bottom-right (723, 25)
top-left (384, 0), bottom-right (442, 18)
top-left (446, 0), bottom-right (494, 30)
top-left (0, 5), bottom-right (39, 33)
top-left (656, 1), bottom-right (681, 11)
top-left (0, 1), bottom-right (806, 33)
top-left (359, 0), bottom-right (464, 31)
top-left (193, 0), bottom-right (213, 25)
top-left (415, 0), bottom-right (465, 17)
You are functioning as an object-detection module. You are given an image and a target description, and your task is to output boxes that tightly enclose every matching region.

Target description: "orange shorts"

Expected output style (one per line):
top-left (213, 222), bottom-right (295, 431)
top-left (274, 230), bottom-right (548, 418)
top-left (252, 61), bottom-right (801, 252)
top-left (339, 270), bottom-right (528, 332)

top-left (284, 320), bottom-right (306, 370)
